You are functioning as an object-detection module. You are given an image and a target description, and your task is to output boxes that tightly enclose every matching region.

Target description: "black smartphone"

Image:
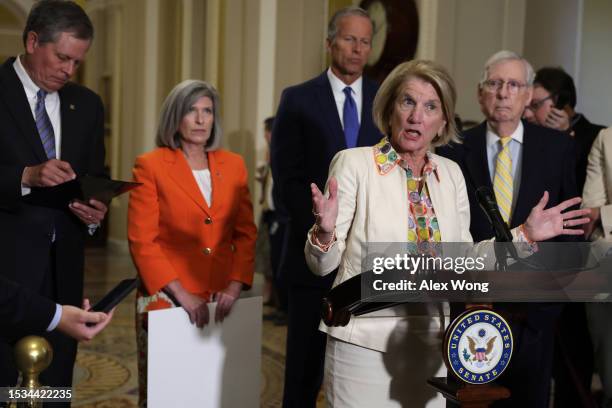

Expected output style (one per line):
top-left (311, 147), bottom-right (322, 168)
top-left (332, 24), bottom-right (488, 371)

top-left (90, 278), bottom-right (138, 313)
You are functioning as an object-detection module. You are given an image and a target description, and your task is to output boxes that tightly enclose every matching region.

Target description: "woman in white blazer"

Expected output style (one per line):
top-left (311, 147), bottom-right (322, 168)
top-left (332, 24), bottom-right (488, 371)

top-left (305, 60), bottom-right (590, 407)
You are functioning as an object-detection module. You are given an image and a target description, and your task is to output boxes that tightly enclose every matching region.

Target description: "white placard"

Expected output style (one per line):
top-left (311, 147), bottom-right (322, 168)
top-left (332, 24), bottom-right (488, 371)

top-left (147, 297), bottom-right (262, 408)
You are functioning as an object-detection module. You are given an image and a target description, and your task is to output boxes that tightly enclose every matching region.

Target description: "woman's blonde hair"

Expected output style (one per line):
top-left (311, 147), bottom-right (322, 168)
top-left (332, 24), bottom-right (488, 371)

top-left (372, 60), bottom-right (459, 147)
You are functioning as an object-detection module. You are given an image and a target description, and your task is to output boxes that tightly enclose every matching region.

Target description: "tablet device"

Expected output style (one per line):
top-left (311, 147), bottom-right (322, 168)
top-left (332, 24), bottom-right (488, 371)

top-left (25, 175), bottom-right (142, 209)
top-left (91, 278), bottom-right (138, 313)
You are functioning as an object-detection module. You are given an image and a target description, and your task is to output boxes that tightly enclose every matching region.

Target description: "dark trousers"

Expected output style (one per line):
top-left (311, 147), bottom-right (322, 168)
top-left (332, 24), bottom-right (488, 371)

top-left (282, 285), bottom-right (327, 408)
top-left (0, 244), bottom-right (77, 408)
top-left (553, 303), bottom-right (596, 408)
top-left (492, 313), bottom-right (557, 408)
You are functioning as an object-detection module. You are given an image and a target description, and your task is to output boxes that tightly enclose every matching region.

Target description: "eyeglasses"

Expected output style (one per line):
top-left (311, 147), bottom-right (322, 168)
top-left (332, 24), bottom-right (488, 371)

top-left (525, 95), bottom-right (554, 111)
top-left (482, 79), bottom-right (528, 95)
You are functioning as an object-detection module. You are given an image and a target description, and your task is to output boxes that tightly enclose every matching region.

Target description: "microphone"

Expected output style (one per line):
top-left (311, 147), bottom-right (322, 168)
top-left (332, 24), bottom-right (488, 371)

top-left (476, 186), bottom-right (523, 271)
top-left (475, 186), bottom-right (513, 242)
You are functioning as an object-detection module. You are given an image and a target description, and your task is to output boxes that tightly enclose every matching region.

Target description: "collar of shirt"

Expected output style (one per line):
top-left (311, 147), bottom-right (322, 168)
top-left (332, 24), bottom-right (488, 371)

top-left (485, 121), bottom-right (524, 201)
top-left (372, 136), bottom-right (439, 181)
top-left (327, 67), bottom-right (363, 126)
top-left (13, 55), bottom-right (62, 157)
top-left (485, 120), bottom-right (524, 148)
top-left (13, 55), bottom-right (60, 113)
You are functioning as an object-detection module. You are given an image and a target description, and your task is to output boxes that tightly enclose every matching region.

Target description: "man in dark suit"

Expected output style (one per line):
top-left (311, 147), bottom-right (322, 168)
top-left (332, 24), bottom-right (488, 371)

top-left (522, 66), bottom-right (604, 408)
top-left (0, 276), bottom-right (113, 343)
top-left (0, 0), bottom-right (107, 391)
top-left (270, 6), bottom-right (382, 407)
top-left (438, 51), bottom-right (578, 407)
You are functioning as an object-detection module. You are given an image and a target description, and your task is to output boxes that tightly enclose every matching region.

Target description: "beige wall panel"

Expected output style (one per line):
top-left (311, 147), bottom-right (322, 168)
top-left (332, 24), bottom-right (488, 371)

top-left (523, 0), bottom-right (581, 76)
top-left (157, 0), bottom-right (182, 101)
top-left (108, 0), bottom-right (148, 243)
top-left (433, 0), bottom-right (525, 123)
top-left (579, 0), bottom-right (612, 126)
top-left (0, 3), bottom-right (24, 58)
top-left (273, 0), bottom-right (325, 108)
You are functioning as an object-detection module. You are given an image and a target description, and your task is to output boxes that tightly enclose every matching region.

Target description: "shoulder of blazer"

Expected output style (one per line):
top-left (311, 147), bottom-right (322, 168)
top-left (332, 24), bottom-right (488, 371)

top-left (362, 75), bottom-right (379, 96)
top-left (523, 120), bottom-right (572, 153)
top-left (431, 152), bottom-right (462, 175)
top-left (59, 81), bottom-right (101, 104)
top-left (135, 147), bottom-right (175, 168)
top-left (209, 148), bottom-right (244, 162)
top-left (0, 57), bottom-right (23, 98)
top-left (461, 121), bottom-right (487, 146)
top-left (280, 71), bottom-right (329, 99)
top-left (0, 57), bottom-right (17, 81)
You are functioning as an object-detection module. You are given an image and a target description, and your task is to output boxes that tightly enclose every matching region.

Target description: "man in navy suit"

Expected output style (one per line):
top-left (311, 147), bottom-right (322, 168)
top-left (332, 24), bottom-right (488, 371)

top-left (270, 6), bottom-right (382, 407)
top-left (0, 0), bottom-right (107, 392)
top-left (438, 51), bottom-right (578, 407)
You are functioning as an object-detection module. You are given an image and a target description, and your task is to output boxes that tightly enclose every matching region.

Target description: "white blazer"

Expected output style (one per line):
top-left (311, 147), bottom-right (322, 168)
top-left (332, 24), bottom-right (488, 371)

top-left (305, 144), bottom-right (528, 351)
top-left (583, 127), bottom-right (612, 241)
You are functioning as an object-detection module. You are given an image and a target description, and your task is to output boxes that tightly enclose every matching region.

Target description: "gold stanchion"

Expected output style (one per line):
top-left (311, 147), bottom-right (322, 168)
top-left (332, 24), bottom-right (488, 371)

top-left (10, 336), bottom-right (53, 408)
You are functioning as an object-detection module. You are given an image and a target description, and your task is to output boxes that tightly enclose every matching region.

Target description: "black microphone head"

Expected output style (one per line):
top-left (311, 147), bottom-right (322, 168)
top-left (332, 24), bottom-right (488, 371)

top-left (476, 186), bottom-right (497, 210)
top-left (475, 185), bottom-right (513, 242)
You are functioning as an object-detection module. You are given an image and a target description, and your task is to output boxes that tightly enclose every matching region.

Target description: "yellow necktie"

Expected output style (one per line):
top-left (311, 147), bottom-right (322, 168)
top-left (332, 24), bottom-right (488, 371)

top-left (493, 137), bottom-right (513, 224)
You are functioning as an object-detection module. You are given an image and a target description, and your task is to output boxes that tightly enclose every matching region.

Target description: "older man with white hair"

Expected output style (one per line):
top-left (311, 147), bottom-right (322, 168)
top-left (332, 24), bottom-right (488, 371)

top-left (438, 50), bottom-right (580, 407)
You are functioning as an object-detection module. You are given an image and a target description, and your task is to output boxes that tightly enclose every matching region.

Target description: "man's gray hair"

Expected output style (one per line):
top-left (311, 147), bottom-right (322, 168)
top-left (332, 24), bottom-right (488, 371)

top-left (327, 6), bottom-right (372, 42)
top-left (479, 50), bottom-right (535, 87)
top-left (156, 80), bottom-right (222, 151)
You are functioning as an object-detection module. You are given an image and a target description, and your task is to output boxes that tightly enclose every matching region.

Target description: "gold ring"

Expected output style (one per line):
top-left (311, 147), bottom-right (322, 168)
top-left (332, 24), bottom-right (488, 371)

top-left (312, 209), bottom-right (321, 217)
top-left (563, 221), bottom-right (567, 228)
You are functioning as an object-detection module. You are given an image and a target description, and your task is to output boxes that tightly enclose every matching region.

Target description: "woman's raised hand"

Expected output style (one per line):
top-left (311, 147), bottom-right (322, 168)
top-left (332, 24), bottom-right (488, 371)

top-left (523, 191), bottom-right (591, 241)
top-left (310, 177), bottom-right (339, 236)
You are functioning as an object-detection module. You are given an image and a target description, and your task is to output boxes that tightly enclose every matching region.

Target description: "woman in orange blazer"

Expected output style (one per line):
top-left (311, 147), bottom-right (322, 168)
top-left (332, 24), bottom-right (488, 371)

top-left (128, 80), bottom-right (257, 405)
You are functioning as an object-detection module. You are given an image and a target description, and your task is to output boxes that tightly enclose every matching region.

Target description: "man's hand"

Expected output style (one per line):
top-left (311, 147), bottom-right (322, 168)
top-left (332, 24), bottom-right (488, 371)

top-left (545, 108), bottom-right (571, 131)
top-left (69, 199), bottom-right (108, 225)
top-left (22, 159), bottom-right (76, 187)
top-left (57, 298), bottom-right (114, 342)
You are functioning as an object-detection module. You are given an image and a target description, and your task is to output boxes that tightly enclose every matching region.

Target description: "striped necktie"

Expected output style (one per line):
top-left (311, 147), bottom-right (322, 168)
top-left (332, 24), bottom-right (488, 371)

top-left (35, 89), bottom-right (56, 159)
top-left (493, 137), bottom-right (513, 224)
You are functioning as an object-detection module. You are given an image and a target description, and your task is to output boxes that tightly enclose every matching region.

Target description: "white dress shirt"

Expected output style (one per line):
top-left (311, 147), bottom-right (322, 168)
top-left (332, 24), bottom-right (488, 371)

top-left (13, 56), bottom-right (62, 157)
top-left (193, 169), bottom-right (213, 207)
top-left (327, 68), bottom-right (363, 129)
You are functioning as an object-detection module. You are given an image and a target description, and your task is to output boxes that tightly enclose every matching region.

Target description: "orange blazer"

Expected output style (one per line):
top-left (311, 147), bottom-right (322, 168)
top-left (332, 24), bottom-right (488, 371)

top-left (128, 147), bottom-right (257, 298)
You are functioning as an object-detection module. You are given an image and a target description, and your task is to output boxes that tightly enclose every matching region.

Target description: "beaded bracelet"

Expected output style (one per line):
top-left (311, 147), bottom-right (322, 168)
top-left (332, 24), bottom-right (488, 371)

top-left (312, 224), bottom-right (336, 252)
top-left (519, 224), bottom-right (535, 244)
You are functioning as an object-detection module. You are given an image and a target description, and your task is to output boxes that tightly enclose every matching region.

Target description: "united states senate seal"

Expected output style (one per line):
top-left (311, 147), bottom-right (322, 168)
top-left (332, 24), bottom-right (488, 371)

top-left (444, 308), bottom-right (513, 384)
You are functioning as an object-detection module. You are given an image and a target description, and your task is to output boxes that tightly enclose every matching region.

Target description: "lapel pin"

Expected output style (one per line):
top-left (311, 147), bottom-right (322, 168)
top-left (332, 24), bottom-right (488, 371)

top-left (69, 104), bottom-right (76, 110)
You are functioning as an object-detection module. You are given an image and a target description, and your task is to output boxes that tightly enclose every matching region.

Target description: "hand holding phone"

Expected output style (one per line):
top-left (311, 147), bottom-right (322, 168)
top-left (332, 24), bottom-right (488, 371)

top-left (91, 278), bottom-right (138, 313)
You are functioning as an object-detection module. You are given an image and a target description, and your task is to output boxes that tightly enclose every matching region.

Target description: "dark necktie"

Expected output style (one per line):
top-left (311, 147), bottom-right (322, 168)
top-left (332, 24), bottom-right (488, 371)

top-left (35, 89), bottom-right (56, 159)
top-left (343, 86), bottom-right (359, 148)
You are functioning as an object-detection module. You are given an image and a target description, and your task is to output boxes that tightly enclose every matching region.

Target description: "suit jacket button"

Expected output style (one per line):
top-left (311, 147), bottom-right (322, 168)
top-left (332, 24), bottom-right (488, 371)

top-left (204, 217), bottom-right (212, 224)
top-left (202, 247), bottom-right (212, 255)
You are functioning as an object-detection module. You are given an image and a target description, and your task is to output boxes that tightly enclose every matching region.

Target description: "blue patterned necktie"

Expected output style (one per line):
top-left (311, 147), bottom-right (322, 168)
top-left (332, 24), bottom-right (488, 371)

top-left (35, 89), bottom-right (56, 159)
top-left (342, 86), bottom-right (359, 148)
